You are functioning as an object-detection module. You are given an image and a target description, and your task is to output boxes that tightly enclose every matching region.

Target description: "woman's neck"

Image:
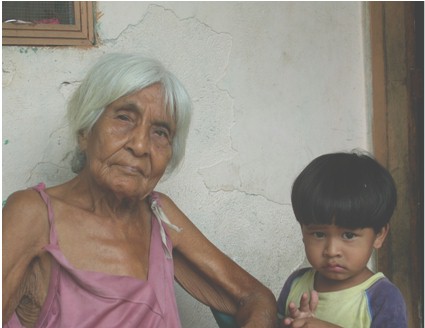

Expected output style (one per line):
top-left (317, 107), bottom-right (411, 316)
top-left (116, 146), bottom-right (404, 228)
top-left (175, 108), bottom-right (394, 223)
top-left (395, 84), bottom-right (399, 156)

top-left (59, 173), bottom-right (151, 221)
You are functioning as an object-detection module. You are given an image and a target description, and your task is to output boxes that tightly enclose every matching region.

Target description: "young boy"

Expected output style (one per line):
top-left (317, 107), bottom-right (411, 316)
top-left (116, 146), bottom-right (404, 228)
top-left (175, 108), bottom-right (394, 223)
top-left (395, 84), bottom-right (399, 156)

top-left (278, 151), bottom-right (407, 328)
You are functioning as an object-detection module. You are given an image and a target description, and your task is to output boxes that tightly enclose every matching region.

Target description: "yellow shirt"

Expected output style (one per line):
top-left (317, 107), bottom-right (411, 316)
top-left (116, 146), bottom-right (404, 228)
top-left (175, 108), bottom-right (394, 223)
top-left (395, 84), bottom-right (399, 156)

top-left (284, 270), bottom-right (385, 328)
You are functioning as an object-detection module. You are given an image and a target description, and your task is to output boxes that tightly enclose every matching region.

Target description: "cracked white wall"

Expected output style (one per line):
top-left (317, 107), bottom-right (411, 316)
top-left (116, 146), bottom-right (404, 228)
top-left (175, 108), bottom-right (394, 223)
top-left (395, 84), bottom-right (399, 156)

top-left (2, 2), bottom-right (371, 327)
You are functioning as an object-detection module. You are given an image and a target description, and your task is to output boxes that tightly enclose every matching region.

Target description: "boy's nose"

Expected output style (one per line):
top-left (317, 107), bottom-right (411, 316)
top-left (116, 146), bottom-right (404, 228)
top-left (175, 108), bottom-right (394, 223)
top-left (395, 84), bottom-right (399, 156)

top-left (323, 238), bottom-right (341, 257)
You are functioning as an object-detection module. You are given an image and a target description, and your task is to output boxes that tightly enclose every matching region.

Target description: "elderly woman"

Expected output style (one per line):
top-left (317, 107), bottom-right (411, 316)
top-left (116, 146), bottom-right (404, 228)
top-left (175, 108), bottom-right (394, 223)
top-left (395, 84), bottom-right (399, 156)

top-left (3, 53), bottom-right (277, 328)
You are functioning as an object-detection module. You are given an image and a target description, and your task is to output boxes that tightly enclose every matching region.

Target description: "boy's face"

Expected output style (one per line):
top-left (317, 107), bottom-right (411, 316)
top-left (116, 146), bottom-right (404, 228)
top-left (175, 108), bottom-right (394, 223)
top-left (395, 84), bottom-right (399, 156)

top-left (301, 223), bottom-right (388, 291)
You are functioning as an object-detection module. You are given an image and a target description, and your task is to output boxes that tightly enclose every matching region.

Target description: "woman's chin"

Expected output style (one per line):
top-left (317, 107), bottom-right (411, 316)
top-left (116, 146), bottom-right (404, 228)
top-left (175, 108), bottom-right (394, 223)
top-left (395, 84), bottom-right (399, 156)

top-left (109, 183), bottom-right (150, 200)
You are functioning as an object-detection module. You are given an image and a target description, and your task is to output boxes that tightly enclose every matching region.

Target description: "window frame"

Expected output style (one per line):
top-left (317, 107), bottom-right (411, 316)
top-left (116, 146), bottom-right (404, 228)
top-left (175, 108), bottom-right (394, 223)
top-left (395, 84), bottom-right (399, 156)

top-left (2, 1), bottom-right (94, 46)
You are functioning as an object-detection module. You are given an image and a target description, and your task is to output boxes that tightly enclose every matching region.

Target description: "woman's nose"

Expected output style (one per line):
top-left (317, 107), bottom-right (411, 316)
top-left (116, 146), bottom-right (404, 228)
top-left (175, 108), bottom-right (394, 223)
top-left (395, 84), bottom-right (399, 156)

top-left (125, 128), bottom-right (150, 157)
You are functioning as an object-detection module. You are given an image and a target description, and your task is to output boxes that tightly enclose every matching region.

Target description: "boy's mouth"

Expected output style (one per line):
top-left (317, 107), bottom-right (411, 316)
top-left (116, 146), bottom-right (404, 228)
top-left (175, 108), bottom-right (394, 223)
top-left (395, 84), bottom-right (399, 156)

top-left (324, 263), bottom-right (345, 273)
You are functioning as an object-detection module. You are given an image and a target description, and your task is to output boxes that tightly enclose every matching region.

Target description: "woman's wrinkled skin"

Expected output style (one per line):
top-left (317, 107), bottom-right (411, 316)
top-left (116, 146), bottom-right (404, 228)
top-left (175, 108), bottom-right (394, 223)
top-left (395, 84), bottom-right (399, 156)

top-left (3, 84), bottom-right (278, 328)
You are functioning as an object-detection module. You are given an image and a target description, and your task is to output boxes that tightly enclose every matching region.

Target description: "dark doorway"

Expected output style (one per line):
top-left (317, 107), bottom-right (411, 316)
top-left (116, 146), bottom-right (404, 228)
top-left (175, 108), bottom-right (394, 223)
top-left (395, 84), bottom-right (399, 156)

top-left (370, 2), bottom-right (423, 327)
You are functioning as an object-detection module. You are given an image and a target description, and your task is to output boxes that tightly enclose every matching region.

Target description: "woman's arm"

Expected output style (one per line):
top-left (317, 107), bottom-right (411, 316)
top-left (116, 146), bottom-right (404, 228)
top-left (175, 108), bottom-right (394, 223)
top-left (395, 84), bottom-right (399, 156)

top-left (158, 193), bottom-right (278, 328)
top-left (2, 190), bottom-right (50, 323)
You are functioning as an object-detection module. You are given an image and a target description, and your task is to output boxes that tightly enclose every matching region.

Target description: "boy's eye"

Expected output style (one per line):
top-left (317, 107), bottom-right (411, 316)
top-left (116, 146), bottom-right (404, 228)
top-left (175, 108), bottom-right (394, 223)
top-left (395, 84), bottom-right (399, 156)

top-left (313, 232), bottom-right (325, 238)
top-left (342, 232), bottom-right (357, 240)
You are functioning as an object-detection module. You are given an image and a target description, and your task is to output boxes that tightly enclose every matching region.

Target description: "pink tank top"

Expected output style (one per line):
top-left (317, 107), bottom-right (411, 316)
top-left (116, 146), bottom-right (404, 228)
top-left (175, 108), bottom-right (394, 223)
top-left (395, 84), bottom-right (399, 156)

top-left (5, 183), bottom-right (182, 328)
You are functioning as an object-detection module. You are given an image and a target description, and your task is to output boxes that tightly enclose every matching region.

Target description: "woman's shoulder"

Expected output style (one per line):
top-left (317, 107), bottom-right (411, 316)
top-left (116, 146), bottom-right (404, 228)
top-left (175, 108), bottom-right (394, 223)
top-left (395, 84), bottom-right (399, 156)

top-left (3, 186), bottom-right (51, 245)
top-left (4, 186), bottom-right (46, 212)
top-left (150, 191), bottom-right (181, 214)
top-left (149, 192), bottom-right (195, 246)
top-left (150, 190), bottom-right (171, 203)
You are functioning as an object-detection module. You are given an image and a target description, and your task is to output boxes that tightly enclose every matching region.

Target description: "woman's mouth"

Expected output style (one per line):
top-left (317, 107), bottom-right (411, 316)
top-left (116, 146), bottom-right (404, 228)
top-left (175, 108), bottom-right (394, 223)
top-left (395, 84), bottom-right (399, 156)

top-left (116, 164), bottom-right (145, 176)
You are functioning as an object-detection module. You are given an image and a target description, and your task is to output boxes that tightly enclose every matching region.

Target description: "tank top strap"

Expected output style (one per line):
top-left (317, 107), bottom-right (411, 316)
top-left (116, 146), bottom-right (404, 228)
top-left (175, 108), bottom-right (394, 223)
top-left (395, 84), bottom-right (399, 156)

top-left (32, 182), bottom-right (58, 246)
top-left (149, 192), bottom-right (182, 259)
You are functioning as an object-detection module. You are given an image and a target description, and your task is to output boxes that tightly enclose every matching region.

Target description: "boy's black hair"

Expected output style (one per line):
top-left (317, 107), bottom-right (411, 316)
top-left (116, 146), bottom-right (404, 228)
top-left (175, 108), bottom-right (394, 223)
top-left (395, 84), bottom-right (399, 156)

top-left (291, 151), bottom-right (397, 233)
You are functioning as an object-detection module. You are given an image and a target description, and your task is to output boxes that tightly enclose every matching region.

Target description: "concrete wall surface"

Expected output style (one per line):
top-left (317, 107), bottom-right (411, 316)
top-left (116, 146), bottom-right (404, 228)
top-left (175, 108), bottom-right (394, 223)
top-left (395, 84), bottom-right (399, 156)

top-left (2, 2), bottom-right (371, 327)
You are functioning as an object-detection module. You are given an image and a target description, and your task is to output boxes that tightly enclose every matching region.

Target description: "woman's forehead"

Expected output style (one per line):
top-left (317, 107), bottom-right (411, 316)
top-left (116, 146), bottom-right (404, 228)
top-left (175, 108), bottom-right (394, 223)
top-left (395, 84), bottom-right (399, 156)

top-left (111, 87), bottom-right (169, 114)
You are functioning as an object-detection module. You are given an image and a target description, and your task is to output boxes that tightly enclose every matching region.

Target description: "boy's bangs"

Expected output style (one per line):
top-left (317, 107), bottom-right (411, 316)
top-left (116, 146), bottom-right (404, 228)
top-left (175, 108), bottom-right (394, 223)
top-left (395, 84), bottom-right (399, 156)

top-left (294, 176), bottom-right (393, 232)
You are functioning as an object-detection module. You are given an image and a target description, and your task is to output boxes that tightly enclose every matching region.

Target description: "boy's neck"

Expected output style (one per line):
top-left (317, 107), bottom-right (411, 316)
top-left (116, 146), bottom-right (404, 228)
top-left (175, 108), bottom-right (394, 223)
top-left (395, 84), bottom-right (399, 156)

top-left (313, 267), bottom-right (375, 292)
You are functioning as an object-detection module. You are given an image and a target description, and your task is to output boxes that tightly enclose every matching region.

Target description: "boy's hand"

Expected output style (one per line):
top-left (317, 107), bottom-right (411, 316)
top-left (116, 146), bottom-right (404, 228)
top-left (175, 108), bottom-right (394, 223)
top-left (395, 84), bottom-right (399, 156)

top-left (280, 292), bottom-right (342, 328)
top-left (283, 317), bottom-right (342, 328)
top-left (282, 290), bottom-right (319, 326)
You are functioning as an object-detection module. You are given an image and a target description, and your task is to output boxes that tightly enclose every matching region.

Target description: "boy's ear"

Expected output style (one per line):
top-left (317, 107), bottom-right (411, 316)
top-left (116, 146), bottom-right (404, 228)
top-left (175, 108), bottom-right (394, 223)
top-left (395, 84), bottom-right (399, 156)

top-left (373, 224), bottom-right (390, 249)
top-left (300, 224), bottom-right (306, 243)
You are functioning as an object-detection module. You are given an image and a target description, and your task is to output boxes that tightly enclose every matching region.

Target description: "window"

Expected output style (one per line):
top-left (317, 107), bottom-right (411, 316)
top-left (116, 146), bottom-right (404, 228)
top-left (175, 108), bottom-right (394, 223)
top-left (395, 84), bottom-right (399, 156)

top-left (2, 1), bottom-right (94, 46)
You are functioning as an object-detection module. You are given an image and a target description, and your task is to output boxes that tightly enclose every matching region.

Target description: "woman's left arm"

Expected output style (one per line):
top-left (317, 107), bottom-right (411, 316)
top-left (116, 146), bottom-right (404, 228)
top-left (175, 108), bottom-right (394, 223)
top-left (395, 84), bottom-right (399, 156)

top-left (158, 193), bottom-right (278, 328)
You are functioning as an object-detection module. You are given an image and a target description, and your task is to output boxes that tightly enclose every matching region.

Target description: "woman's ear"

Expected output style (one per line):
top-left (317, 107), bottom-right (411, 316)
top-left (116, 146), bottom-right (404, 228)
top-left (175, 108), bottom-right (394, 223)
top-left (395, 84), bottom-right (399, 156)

top-left (78, 130), bottom-right (88, 151)
top-left (373, 224), bottom-right (390, 249)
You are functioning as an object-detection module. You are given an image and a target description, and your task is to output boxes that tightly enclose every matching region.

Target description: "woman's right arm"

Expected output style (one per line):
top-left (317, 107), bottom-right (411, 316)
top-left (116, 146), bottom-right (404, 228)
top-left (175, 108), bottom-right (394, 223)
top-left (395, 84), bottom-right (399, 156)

top-left (2, 190), bottom-right (50, 323)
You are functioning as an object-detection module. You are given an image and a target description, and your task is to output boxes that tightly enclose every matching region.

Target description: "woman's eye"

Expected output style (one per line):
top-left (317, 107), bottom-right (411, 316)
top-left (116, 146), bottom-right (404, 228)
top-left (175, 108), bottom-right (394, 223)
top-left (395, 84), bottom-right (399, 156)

top-left (117, 114), bottom-right (130, 121)
top-left (156, 129), bottom-right (168, 137)
top-left (154, 128), bottom-right (170, 139)
top-left (342, 232), bottom-right (357, 240)
top-left (151, 127), bottom-right (172, 145)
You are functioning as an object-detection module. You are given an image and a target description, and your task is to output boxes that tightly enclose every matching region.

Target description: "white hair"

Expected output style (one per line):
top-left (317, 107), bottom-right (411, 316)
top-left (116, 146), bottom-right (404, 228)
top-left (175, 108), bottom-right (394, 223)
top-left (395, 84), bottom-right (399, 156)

top-left (67, 53), bottom-right (192, 175)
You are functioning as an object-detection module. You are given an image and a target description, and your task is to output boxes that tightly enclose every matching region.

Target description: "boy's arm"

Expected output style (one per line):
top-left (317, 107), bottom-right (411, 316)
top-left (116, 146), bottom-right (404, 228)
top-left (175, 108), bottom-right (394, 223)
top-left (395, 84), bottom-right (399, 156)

top-left (277, 268), bottom-right (310, 316)
top-left (368, 278), bottom-right (408, 328)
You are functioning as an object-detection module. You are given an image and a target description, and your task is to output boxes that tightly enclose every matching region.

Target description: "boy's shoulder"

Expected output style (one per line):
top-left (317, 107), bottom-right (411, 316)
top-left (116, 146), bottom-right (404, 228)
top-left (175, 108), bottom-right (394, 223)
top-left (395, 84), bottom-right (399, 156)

top-left (366, 274), bottom-right (407, 327)
top-left (277, 267), bottom-right (312, 314)
top-left (287, 267), bottom-right (311, 282)
top-left (366, 274), bottom-right (405, 303)
top-left (281, 267), bottom-right (312, 292)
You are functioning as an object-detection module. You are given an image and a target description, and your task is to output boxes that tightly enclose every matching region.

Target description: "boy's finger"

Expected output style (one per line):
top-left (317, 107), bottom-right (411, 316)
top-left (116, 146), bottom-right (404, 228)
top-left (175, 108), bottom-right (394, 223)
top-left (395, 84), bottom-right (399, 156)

top-left (309, 290), bottom-right (319, 313)
top-left (288, 301), bottom-right (299, 316)
top-left (299, 292), bottom-right (310, 312)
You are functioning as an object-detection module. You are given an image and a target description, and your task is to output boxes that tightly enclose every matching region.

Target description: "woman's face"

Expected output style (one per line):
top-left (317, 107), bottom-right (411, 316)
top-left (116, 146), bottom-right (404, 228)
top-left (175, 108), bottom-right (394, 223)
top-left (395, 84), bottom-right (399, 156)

top-left (80, 83), bottom-right (175, 199)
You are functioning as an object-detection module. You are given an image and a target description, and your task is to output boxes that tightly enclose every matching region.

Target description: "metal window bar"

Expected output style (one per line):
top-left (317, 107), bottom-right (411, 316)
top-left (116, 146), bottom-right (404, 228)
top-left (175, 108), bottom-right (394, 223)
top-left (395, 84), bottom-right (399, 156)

top-left (2, 2), bottom-right (75, 25)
